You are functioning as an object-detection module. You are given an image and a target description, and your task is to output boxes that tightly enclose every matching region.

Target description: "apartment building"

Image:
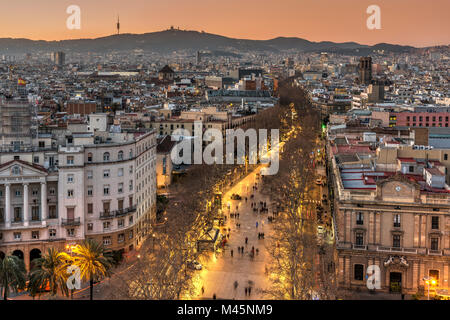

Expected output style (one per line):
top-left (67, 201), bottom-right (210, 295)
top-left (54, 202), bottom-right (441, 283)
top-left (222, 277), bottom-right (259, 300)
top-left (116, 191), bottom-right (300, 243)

top-left (0, 101), bottom-right (157, 269)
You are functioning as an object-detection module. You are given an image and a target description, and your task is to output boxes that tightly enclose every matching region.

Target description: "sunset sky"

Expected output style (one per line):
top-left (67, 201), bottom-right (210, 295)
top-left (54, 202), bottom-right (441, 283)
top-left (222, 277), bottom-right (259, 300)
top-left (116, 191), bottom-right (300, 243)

top-left (0, 0), bottom-right (449, 47)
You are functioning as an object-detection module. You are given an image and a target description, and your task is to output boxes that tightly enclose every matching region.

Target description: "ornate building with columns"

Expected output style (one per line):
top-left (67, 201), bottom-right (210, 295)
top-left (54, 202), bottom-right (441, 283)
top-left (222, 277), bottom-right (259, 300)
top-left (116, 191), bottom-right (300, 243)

top-left (331, 154), bottom-right (450, 295)
top-left (0, 99), bottom-right (157, 270)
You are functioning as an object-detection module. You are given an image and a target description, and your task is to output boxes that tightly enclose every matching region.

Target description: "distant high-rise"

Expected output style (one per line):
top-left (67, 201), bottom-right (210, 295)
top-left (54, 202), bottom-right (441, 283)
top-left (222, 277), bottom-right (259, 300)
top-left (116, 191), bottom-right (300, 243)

top-left (359, 57), bottom-right (372, 85)
top-left (52, 51), bottom-right (65, 66)
top-left (117, 16), bottom-right (120, 35)
top-left (196, 51), bottom-right (202, 65)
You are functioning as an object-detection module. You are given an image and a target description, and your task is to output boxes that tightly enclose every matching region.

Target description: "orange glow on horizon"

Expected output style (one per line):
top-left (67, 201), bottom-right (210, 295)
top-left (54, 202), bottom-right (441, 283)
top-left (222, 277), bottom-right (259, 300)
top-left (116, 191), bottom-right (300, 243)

top-left (0, 0), bottom-right (448, 47)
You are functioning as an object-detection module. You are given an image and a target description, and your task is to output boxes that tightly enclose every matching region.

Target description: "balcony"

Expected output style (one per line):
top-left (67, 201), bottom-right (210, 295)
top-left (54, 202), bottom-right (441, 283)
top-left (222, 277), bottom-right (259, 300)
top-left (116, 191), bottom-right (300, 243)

top-left (352, 244), bottom-right (367, 250)
top-left (62, 218), bottom-right (81, 226)
top-left (100, 205), bottom-right (137, 219)
top-left (100, 211), bottom-right (115, 220)
top-left (428, 249), bottom-right (443, 256)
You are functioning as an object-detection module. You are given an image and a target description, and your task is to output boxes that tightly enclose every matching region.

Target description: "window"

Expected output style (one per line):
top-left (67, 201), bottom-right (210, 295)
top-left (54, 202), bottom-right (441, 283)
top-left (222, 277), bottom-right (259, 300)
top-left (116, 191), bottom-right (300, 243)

top-left (129, 150), bottom-right (133, 158)
top-left (129, 230), bottom-right (133, 239)
top-left (33, 156), bottom-right (39, 164)
top-left (103, 152), bottom-right (110, 161)
top-left (32, 231), bottom-right (39, 239)
top-left (118, 168), bottom-right (124, 177)
top-left (31, 206), bottom-right (39, 221)
top-left (394, 214), bottom-right (401, 228)
top-left (67, 156), bottom-right (74, 165)
top-left (409, 166), bottom-right (414, 173)
top-left (87, 186), bottom-right (93, 197)
top-left (67, 174), bottom-right (74, 183)
top-left (356, 212), bottom-right (364, 225)
top-left (118, 183), bottom-right (123, 194)
top-left (445, 154), bottom-right (448, 161)
top-left (129, 166), bottom-right (133, 174)
top-left (393, 235), bottom-right (401, 248)
top-left (49, 188), bottom-right (56, 195)
top-left (103, 170), bottom-right (110, 178)
top-left (355, 232), bottom-right (364, 246)
top-left (354, 264), bottom-right (364, 281)
top-left (431, 238), bottom-right (439, 251)
top-left (432, 216), bottom-right (439, 230)
top-left (13, 207), bottom-right (21, 222)
top-left (39, 141), bottom-right (45, 148)
top-left (103, 185), bottom-right (110, 196)
top-left (118, 233), bottom-right (125, 243)
top-left (129, 216), bottom-right (133, 224)
top-left (87, 223), bottom-right (93, 231)
top-left (48, 206), bottom-right (57, 219)
top-left (103, 236), bottom-right (112, 246)
top-left (67, 189), bottom-right (74, 198)
top-left (118, 219), bottom-right (124, 228)
top-left (103, 222), bottom-right (110, 230)
top-left (32, 189), bottom-right (38, 196)
top-left (87, 171), bottom-right (93, 179)
top-left (67, 229), bottom-right (75, 237)
top-left (118, 151), bottom-right (124, 160)
top-left (87, 153), bottom-right (93, 162)
top-left (129, 180), bottom-right (133, 191)
top-left (87, 203), bottom-right (93, 214)
top-left (14, 232), bottom-right (21, 240)
top-left (15, 190), bottom-right (21, 197)
top-left (49, 229), bottom-right (56, 237)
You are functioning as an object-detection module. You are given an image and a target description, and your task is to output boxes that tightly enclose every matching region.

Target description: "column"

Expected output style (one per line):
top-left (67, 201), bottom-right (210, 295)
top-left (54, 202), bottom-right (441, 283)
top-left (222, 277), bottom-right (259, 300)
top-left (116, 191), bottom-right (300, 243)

top-left (5, 183), bottom-right (10, 227)
top-left (23, 183), bottom-right (29, 226)
top-left (41, 182), bottom-right (47, 226)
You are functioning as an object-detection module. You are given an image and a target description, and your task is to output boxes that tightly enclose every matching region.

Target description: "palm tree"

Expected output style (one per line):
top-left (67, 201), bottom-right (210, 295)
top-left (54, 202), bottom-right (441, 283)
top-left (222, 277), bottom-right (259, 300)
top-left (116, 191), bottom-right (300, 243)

top-left (0, 255), bottom-right (27, 301)
top-left (28, 248), bottom-right (72, 298)
top-left (71, 240), bottom-right (112, 300)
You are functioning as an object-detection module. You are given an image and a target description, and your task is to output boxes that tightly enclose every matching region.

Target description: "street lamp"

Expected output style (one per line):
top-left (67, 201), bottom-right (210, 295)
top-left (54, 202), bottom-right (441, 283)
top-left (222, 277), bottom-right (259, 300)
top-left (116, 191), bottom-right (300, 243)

top-left (423, 276), bottom-right (437, 300)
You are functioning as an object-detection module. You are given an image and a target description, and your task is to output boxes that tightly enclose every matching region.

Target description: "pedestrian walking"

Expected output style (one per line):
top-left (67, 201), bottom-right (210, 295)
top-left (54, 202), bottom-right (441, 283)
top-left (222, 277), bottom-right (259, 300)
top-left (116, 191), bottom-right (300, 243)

top-left (201, 286), bottom-right (205, 295)
top-left (256, 248), bottom-right (259, 255)
top-left (231, 249), bottom-right (233, 257)
top-left (248, 287), bottom-right (252, 296)
top-left (213, 293), bottom-right (216, 300)
top-left (234, 281), bottom-right (239, 290)
top-left (256, 221), bottom-right (258, 228)
top-left (245, 237), bottom-right (248, 244)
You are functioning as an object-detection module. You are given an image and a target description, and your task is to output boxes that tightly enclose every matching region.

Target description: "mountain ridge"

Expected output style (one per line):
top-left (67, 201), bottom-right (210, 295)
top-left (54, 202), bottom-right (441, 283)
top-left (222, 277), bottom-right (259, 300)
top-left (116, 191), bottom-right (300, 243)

top-left (0, 29), bottom-right (440, 55)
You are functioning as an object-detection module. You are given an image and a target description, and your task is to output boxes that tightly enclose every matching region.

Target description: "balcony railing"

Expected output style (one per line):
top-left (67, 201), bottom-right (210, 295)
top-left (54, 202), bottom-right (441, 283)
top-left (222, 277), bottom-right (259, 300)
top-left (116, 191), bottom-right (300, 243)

top-left (100, 211), bottom-right (114, 219)
top-left (100, 205), bottom-right (137, 219)
top-left (352, 244), bottom-right (367, 250)
top-left (428, 249), bottom-right (443, 256)
top-left (62, 218), bottom-right (81, 226)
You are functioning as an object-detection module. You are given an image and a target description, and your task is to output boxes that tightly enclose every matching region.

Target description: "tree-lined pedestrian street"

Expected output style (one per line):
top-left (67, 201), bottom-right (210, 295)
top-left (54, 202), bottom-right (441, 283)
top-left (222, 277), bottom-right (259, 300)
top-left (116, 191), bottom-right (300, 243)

top-left (194, 164), bottom-right (274, 300)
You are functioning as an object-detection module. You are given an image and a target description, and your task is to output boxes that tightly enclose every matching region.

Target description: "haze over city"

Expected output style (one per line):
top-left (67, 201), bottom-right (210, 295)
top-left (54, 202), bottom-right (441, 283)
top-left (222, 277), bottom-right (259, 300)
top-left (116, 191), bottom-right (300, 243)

top-left (1, 0), bottom-right (449, 47)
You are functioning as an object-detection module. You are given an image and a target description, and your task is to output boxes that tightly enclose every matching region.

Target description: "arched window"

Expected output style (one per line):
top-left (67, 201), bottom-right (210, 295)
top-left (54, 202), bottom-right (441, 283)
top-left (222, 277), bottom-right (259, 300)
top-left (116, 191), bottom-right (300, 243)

top-left (118, 151), bottom-right (124, 161)
top-left (103, 152), bottom-right (110, 161)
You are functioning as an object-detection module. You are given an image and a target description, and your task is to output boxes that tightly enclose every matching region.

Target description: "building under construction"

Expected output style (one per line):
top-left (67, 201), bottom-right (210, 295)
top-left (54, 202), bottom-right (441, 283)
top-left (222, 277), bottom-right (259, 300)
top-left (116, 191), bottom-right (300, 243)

top-left (0, 97), bottom-right (32, 151)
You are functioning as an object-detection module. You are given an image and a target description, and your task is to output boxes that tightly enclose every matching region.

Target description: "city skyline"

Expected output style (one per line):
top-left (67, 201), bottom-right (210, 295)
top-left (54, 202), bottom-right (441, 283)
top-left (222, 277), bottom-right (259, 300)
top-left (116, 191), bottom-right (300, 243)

top-left (0, 0), bottom-right (449, 47)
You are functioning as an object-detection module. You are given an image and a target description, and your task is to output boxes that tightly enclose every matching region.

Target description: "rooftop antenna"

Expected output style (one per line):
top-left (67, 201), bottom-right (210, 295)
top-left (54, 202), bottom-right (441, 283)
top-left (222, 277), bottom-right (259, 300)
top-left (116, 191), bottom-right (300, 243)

top-left (117, 15), bottom-right (120, 35)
